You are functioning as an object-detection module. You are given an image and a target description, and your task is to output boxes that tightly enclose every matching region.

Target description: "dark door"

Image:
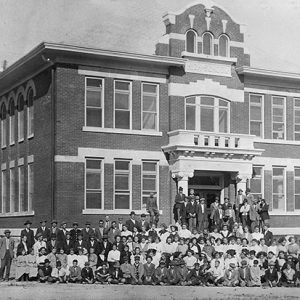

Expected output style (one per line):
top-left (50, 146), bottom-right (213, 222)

top-left (192, 189), bottom-right (220, 211)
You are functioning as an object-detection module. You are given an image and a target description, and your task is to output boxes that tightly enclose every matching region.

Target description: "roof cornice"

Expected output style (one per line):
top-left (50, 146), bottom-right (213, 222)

top-left (236, 66), bottom-right (300, 81)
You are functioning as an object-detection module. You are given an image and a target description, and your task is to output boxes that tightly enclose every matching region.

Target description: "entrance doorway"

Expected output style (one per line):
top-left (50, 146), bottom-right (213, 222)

top-left (190, 189), bottom-right (220, 210)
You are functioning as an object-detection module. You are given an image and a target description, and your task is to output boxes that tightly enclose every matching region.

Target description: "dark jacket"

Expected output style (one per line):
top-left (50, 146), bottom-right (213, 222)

top-left (20, 228), bottom-right (35, 249)
top-left (35, 226), bottom-right (51, 242)
top-left (81, 266), bottom-right (94, 280)
top-left (186, 201), bottom-right (197, 217)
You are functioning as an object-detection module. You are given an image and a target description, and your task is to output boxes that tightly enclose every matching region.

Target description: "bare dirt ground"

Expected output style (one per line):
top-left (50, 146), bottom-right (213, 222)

top-left (1, 282), bottom-right (300, 300)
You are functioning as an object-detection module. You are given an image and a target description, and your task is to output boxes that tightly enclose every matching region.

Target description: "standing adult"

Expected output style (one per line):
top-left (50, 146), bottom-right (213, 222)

top-left (249, 200), bottom-right (260, 232)
top-left (126, 212), bottom-right (139, 232)
top-left (140, 214), bottom-right (150, 231)
top-left (35, 220), bottom-right (51, 242)
top-left (234, 189), bottom-right (246, 223)
top-left (186, 195), bottom-right (197, 230)
top-left (57, 221), bottom-right (68, 249)
top-left (258, 199), bottom-right (270, 226)
top-left (50, 220), bottom-right (59, 238)
top-left (82, 222), bottom-right (95, 243)
top-left (70, 222), bottom-right (81, 243)
top-left (263, 224), bottom-right (273, 247)
top-left (196, 198), bottom-right (208, 232)
top-left (181, 197), bottom-right (189, 226)
top-left (0, 229), bottom-right (15, 281)
top-left (210, 198), bottom-right (220, 229)
top-left (146, 193), bottom-right (160, 227)
top-left (20, 220), bottom-right (35, 249)
top-left (174, 187), bottom-right (185, 224)
top-left (245, 188), bottom-right (255, 205)
top-left (107, 221), bottom-right (121, 244)
top-left (95, 220), bottom-right (105, 242)
top-left (104, 216), bottom-right (111, 234)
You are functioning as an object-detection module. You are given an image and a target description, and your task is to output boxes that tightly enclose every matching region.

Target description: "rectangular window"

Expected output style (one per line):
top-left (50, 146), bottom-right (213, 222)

top-left (27, 106), bottom-right (34, 137)
top-left (1, 170), bottom-right (6, 213)
top-left (249, 94), bottom-right (263, 137)
top-left (142, 83), bottom-right (158, 131)
top-left (272, 96), bottom-right (285, 139)
top-left (185, 97), bottom-right (196, 130)
top-left (295, 168), bottom-right (300, 210)
top-left (19, 165), bottom-right (25, 212)
top-left (294, 98), bottom-right (300, 140)
top-left (9, 115), bottom-right (14, 145)
top-left (28, 163), bottom-right (33, 211)
top-left (85, 78), bottom-right (103, 127)
top-left (85, 159), bottom-right (102, 209)
top-left (18, 110), bottom-right (24, 141)
top-left (114, 80), bottom-right (131, 129)
top-left (272, 167), bottom-right (285, 211)
top-left (142, 161), bottom-right (158, 210)
top-left (200, 97), bottom-right (214, 132)
top-left (114, 160), bottom-right (130, 209)
top-left (1, 119), bottom-right (6, 148)
top-left (9, 167), bottom-right (15, 213)
top-left (250, 166), bottom-right (263, 199)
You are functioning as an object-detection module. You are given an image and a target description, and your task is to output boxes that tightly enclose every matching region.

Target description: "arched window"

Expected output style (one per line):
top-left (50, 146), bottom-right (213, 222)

top-left (17, 94), bottom-right (25, 142)
top-left (8, 99), bottom-right (15, 145)
top-left (202, 32), bottom-right (213, 55)
top-left (27, 88), bottom-right (34, 137)
top-left (0, 103), bottom-right (7, 147)
top-left (186, 30), bottom-right (197, 53)
top-left (185, 96), bottom-right (230, 133)
top-left (219, 34), bottom-right (229, 57)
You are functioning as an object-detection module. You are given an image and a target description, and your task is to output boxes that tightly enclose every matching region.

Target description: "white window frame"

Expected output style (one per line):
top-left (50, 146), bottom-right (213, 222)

top-left (27, 162), bottom-right (33, 212)
top-left (114, 159), bottom-right (132, 210)
top-left (84, 77), bottom-right (104, 128)
top-left (249, 93), bottom-right (264, 138)
top-left (141, 160), bottom-right (159, 211)
top-left (294, 98), bottom-right (300, 140)
top-left (202, 32), bottom-right (214, 55)
top-left (272, 166), bottom-right (286, 212)
top-left (9, 114), bottom-right (15, 146)
top-left (18, 164), bottom-right (24, 212)
top-left (141, 83), bottom-right (159, 131)
top-left (84, 158), bottom-right (104, 210)
top-left (1, 169), bottom-right (6, 213)
top-left (185, 29), bottom-right (197, 53)
top-left (218, 34), bottom-right (229, 57)
top-left (184, 96), bottom-right (230, 133)
top-left (250, 165), bottom-right (264, 199)
top-left (271, 96), bottom-right (286, 140)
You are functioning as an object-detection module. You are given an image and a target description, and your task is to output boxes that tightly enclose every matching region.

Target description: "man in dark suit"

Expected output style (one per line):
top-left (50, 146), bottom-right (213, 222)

top-left (99, 235), bottom-right (112, 261)
top-left (213, 204), bottom-right (225, 230)
top-left (181, 197), bottom-right (189, 226)
top-left (62, 231), bottom-right (74, 254)
top-left (174, 187), bottom-right (185, 223)
top-left (126, 211), bottom-right (140, 232)
top-left (70, 222), bottom-right (81, 243)
top-left (74, 233), bottom-right (89, 254)
top-left (50, 220), bottom-right (59, 238)
top-left (104, 216), bottom-right (111, 234)
top-left (57, 221), bottom-right (68, 249)
top-left (196, 198), bottom-right (208, 232)
top-left (81, 222), bottom-right (95, 243)
top-left (47, 234), bottom-right (59, 253)
top-left (0, 229), bottom-right (15, 281)
top-left (95, 220), bottom-right (105, 242)
top-left (20, 220), bottom-right (35, 249)
top-left (139, 214), bottom-right (150, 231)
top-left (186, 196), bottom-right (197, 230)
top-left (107, 221), bottom-right (121, 244)
top-left (87, 235), bottom-right (100, 255)
top-left (187, 263), bottom-right (203, 286)
top-left (35, 220), bottom-right (51, 242)
top-left (263, 224), bottom-right (274, 247)
top-left (238, 260), bottom-right (251, 286)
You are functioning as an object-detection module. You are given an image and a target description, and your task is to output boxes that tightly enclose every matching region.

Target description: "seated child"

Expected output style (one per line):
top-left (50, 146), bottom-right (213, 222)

top-left (68, 259), bottom-right (82, 283)
top-left (238, 260), bottom-right (251, 287)
top-left (108, 262), bottom-right (123, 284)
top-left (143, 256), bottom-right (155, 285)
top-left (132, 256), bottom-right (144, 285)
top-left (51, 261), bottom-right (67, 283)
top-left (56, 248), bottom-right (68, 270)
top-left (81, 261), bottom-right (94, 284)
top-left (206, 260), bottom-right (224, 286)
top-left (167, 261), bottom-right (179, 285)
top-left (38, 259), bottom-right (53, 283)
top-left (120, 257), bottom-right (134, 284)
top-left (95, 263), bottom-right (111, 284)
top-left (263, 261), bottom-right (278, 288)
top-left (88, 248), bottom-right (98, 273)
top-left (186, 263), bottom-right (203, 286)
top-left (176, 260), bottom-right (189, 286)
top-left (153, 260), bottom-right (168, 285)
top-left (250, 260), bottom-right (261, 287)
top-left (223, 263), bottom-right (239, 287)
top-left (26, 248), bottom-right (38, 280)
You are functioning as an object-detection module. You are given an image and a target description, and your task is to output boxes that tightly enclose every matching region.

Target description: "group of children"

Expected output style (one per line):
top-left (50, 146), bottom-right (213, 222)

top-left (13, 218), bottom-right (300, 287)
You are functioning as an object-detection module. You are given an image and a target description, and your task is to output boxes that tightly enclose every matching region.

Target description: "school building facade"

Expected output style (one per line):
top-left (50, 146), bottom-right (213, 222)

top-left (0, 2), bottom-right (300, 234)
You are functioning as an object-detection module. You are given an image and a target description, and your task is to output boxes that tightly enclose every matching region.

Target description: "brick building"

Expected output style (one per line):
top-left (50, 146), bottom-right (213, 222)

top-left (0, 2), bottom-right (300, 234)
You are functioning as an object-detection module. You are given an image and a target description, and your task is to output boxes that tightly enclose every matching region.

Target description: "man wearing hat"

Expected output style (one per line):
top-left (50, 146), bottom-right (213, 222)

top-left (81, 221), bottom-right (95, 243)
top-left (62, 231), bottom-right (74, 254)
top-left (107, 221), bottom-right (121, 244)
top-left (238, 260), bottom-right (251, 287)
top-left (176, 260), bottom-right (189, 286)
top-left (186, 262), bottom-right (203, 286)
top-left (70, 222), bottom-right (81, 243)
top-left (81, 261), bottom-right (95, 284)
top-left (95, 220), bottom-right (105, 242)
top-left (146, 193), bottom-right (160, 227)
top-left (132, 256), bottom-right (144, 285)
top-left (196, 198), bottom-right (208, 232)
top-left (108, 262), bottom-right (123, 284)
top-left (125, 211), bottom-right (140, 232)
top-left (263, 261), bottom-right (278, 287)
top-left (153, 260), bottom-right (168, 285)
top-left (173, 186), bottom-right (185, 224)
top-left (35, 220), bottom-right (51, 242)
top-left (20, 220), bottom-right (35, 249)
top-left (140, 213), bottom-right (150, 231)
top-left (74, 233), bottom-right (88, 254)
top-left (167, 261), bottom-right (179, 285)
top-left (46, 234), bottom-right (59, 254)
top-left (38, 258), bottom-right (53, 283)
top-left (0, 229), bottom-right (14, 281)
top-left (57, 221), bottom-right (68, 249)
top-left (223, 263), bottom-right (239, 287)
top-left (50, 220), bottom-right (59, 238)
top-left (235, 188), bottom-right (246, 223)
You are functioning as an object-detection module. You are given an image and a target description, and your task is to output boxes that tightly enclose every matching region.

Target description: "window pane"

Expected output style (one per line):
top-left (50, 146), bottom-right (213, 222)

top-left (295, 179), bottom-right (300, 194)
top-left (295, 124), bottom-right (300, 131)
top-left (251, 179), bottom-right (261, 194)
top-left (203, 33), bottom-right (212, 55)
top-left (273, 97), bottom-right (284, 105)
top-left (250, 122), bottom-right (262, 137)
top-left (273, 168), bottom-right (284, 176)
top-left (143, 112), bottom-right (156, 130)
top-left (295, 195), bottom-right (300, 210)
top-left (115, 81), bottom-right (130, 91)
top-left (201, 107), bottom-right (214, 131)
top-left (28, 164), bottom-right (33, 211)
top-left (86, 90), bottom-right (101, 107)
top-left (250, 95), bottom-right (262, 104)
top-left (115, 93), bottom-right (129, 109)
top-left (28, 106), bottom-right (34, 136)
top-left (115, 194), bottom-right (130, 209)
top-left (219, 35), bottom-right (228, 57)
top-left (115, 111), bottom-right (130, 129)
top-left (143, 162), bottom-right (156, 172)
top-left (115, 174), bottom-right (129, 190)
top-left (253, 167), bottom-right (262, 177)
top-left (186, 31), bottom-right (196, 53)
top-left (86, 173), bottom-right (101, 190)
top-left (143, 177), bottom-right (156, 191)
top-left (250, 106), bottom-right (262, 121)
top-left (186, 97), bottom-right (196, 104)
top-left (115, 161), bottom-right (129, 170)
top-left (295, 133), bottom-right (300, 141)
top-left (87, 78), bottom-right (102, 88)
top-left (86, 192), bottom-right (102, 209)
top-left (295, 168), bottom-right (300, 177)
top-left (86, 160), bottom-right (101, 169)
top-left (86, 109), bottom-right (102, 127)
top-left (273, 107), bottom-right (283, 116)
top-left (295, 99), bottom-right (300, 107)
top-left (186, 106), bottom-right (196, 130)
top-left (219, 109), bottom-right (228, 133)
top-left (273, 194), bottom-right (285, 210)
top-left (19, 166), bottom-right (25, 212)
top-left (201, 96), bottom-right (214, 106)
top-left (10, 169), bottom-right (15, 213)
top-left (219, 99), bottom-right (228, 107)
top-left (143, 84), bottom-right (157, 94)
top-left (18, 111), bottom-right (24, 140)
top-left (143, 96), bottom-right (156, 112)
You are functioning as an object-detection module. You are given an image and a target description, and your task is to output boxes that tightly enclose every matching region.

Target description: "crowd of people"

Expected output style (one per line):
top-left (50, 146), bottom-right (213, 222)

top-left (0, 187), bottom-right (299, 288)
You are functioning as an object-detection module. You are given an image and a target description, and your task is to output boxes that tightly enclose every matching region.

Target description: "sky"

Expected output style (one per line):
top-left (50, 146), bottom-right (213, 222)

top-left (1, 0), bottom-right (300, 73)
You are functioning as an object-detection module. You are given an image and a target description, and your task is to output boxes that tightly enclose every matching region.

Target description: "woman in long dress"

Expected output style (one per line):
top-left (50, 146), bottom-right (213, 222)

top-left (26, 248), bottom-right (38, 280)
top-left (15, 249), bottom-right (28, 281)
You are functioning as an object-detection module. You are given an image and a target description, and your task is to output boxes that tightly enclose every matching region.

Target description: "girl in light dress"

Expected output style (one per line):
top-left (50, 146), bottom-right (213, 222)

top-left (15, 249), bottom-right (28, 281)
top-left (26, 248), bottom-right (38, 280)
top-left (56, 248), bottom-right (68, 270)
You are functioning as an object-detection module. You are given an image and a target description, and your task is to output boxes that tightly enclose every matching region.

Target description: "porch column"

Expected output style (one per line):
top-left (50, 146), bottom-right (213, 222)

top-left (172, 171), bottom-right (194, 195)
top-left (232, 172), bottom-right (251, 195)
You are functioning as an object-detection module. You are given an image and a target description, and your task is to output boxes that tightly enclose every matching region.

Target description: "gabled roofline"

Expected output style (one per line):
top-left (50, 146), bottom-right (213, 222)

top-left (236, 66), bottom-right (300, 81)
